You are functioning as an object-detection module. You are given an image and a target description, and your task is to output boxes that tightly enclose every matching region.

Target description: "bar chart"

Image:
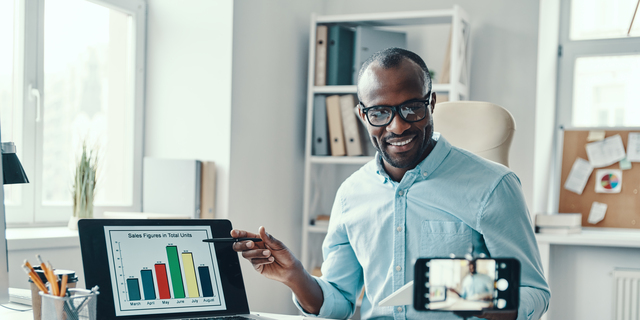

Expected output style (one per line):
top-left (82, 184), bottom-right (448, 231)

top-left (104, 225), bottom-right (227, 316)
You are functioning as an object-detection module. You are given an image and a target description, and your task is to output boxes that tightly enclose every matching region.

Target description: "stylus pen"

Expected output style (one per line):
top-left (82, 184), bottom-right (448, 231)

top-left (202, 237), bottom-right (262, 243)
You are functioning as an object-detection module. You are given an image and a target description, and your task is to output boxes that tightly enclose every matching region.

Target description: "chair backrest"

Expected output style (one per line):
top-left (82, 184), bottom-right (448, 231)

top-left (432, 101), bottom-right (516, 167)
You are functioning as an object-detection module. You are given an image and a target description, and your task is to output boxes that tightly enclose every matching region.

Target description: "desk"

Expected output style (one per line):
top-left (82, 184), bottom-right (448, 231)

top-left (536, 229), bottom-right (640, 320)
top-left (0, 303), bottom-right (325, 320)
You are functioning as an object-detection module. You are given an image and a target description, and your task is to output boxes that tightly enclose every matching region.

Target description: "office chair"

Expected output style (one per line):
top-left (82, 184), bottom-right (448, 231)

top-left (432, 101), bottom-right (516, 167)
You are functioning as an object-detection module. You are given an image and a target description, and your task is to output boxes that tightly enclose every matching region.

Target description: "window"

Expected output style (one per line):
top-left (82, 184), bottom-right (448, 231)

top-left (1, 0), bottom-right (146, 224)
top-left (557, 0), bottom-right (640, 128)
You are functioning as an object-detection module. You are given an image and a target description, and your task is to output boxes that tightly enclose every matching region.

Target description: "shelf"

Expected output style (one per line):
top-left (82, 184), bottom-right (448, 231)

top-left (313, 83), bottom-right (454, 95)
top-left (310, 156), bottom-right (374, 165)
top-left (308, 225), bottom-right (329, 233)
top-left (316, 9), bottom-right (456, 26)
top-left (535, 229), bottom-right (640, 248)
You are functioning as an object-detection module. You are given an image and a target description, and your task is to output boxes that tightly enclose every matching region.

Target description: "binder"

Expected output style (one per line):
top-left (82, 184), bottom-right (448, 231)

top-left (325, 95), bottom-right (346, 156)
top-left (352, 27), bottom-right (407, 84)
top-left (327, 25), bottom-right (355, 85)
top-left (312, 95), bottom-right (329, 156)
top-left (143, 158), bottom-right (202, 219)
top-left (339, 94), bottom-right (363, 156)
top-left (315, 25), bottom-right (328, 86)
top-left (200, 161), bottom-right (216, 219)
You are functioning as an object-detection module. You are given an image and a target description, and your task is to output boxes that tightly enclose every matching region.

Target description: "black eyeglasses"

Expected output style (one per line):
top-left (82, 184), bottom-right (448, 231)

top-left (359, 96), bottom-right (431, 127)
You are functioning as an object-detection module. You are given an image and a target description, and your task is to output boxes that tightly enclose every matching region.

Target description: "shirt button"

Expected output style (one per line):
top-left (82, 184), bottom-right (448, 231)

top-left (398, 190), bottom-right (404, 196)
top-left (396, 265), bottom-right (402, 271)
top-left (422, 172), bottom-right (428, 177)
top-left (397, 306), bottom-right (403, 312)
top-left (397, 226), bottom-right (403, 232)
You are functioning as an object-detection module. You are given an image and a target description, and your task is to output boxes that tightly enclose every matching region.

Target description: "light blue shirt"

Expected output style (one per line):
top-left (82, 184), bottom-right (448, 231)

top-left (294, 134), bottom-right (550, 320)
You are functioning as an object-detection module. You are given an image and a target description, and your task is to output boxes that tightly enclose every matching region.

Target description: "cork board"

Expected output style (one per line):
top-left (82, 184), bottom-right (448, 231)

top-left (558, 129), bottom-right (640, 229)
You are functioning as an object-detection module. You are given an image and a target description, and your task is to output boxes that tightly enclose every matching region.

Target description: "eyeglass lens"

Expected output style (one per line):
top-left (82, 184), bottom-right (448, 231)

top-left (367, 101), bottom-right (427, 126)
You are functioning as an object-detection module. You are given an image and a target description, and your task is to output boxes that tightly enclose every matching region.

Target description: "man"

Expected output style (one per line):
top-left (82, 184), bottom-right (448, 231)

top-left (232, 48), bottom-right (550, 319)
top-left (451, 260), bottom-right (494, 302)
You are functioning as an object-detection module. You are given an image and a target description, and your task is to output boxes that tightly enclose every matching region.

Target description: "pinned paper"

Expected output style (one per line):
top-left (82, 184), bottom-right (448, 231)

top-left (585, 134), bottom-right (626, 168)
top-left (620, 158), bottom-right (632, 170)
top-left (595, 169), bottom-right (622, 193)
top-left (588, 202), bottom-right (608, 224)
top-left (587, 130), bottom-right (606, 142)
top-left (628, 132), bottom-right (640, 162)
top-left (563, 158), bottom-right (594, 195)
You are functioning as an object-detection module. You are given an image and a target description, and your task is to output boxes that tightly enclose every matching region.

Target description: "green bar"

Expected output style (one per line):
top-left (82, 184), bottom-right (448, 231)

top-left (166, 246), bottom-right (185, 298)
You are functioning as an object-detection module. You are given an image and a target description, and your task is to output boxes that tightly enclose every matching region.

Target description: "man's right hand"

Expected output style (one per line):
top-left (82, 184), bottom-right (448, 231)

top-left (231, 226), bottom-right (302, 285)
top-left (230, 226), bottom-right (324, 314)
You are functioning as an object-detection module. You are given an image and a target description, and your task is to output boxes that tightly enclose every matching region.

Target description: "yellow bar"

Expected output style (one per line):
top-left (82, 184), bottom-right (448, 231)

top-left (181, 252), bottom-right (200, 298)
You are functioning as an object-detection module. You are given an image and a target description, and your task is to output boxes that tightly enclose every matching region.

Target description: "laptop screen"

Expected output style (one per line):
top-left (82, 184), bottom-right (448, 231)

top-left (79, 219), bottom-right (250, 320)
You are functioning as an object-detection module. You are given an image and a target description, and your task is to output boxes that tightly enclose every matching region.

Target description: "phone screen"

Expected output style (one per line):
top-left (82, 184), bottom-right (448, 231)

top-left (413, 258), bottom-right (519, 312)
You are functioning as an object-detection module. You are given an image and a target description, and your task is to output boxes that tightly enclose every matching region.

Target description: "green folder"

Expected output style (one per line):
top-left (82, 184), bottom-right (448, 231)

top-left (327, 25), bottom-right (355, 85)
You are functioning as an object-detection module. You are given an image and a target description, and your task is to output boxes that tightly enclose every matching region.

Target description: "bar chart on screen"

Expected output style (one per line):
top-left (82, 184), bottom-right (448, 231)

top-left (104, 225), bottom-right (226, 316)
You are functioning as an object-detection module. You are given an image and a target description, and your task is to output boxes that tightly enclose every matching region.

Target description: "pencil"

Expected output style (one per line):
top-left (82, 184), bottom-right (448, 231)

top-left (59, 274), bottom-right (68, 297)
top-left (22, 265), bottom-right (48, 294)
top-left (45, 262), bottom-right (59, 297)
top-left (202, 237), bottom-right (262, 243)
top-left (23, 261), bottom-right (48, 293)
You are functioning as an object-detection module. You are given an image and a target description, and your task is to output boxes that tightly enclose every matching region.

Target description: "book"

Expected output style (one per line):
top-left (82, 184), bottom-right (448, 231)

top-left (327, 25), bottom-right (355, 85)
top-left (200, 161), bottom-right (216, 219)
top-left (352, 26), bottom-right (407, 84)
top-left (314, 25), bottom-right (328, 86)
top-left (312, 95), bottom-right (329, 156)
top-left (535, 213), bottom-right (582, 227)
top-left (536, 226), bottom-right (582, 235)
top-left (142, 158), bottom-right (202, 219)
top-left (339, 94), bottom-right (363, 156)
top-left (325, 95), bottom-right (346, 156)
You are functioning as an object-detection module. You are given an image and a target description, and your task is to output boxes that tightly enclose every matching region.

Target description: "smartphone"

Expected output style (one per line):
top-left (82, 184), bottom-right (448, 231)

top-left (413, 258), bottom-right (520, 312)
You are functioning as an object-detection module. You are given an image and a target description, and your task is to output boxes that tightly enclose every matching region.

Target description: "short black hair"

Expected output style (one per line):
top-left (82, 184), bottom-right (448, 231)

top-left (356, 47), bottom-right (432, 97)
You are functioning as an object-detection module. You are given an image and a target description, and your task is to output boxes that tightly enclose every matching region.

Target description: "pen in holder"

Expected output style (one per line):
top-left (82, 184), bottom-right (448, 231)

top-left (29, 268), bottom-right (78, 320)
top-left (39, 287), bottom-right (99, 320)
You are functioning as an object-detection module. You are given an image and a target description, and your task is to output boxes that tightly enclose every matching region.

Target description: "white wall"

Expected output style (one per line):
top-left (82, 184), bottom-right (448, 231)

top-left (145, 0), bottom-right (234, 218)
top-left (228, 0), bottom-right (322, 314)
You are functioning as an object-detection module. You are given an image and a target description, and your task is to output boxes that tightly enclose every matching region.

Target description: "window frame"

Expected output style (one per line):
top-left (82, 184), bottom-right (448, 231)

top-left (6, 0), bottom-right (146, 225)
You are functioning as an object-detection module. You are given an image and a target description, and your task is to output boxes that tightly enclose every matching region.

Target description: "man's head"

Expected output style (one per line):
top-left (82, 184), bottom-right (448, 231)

top-left (356, 48), bottom-right (436, 176)
top-left (469, 260), bottom-right (477, 274)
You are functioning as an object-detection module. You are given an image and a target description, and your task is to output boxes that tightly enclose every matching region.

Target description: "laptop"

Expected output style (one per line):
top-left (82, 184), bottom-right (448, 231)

top-left (78, 219), bottom-right (273, 320)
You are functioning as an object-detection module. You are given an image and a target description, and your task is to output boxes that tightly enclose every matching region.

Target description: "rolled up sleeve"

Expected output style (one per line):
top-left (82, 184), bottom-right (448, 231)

top-left (292, 190), bottom-right (364, 319)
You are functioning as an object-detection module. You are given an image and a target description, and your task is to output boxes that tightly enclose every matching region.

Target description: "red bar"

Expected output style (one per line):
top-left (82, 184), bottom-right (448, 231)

top-left (154, 263), bottom-right (171, 299)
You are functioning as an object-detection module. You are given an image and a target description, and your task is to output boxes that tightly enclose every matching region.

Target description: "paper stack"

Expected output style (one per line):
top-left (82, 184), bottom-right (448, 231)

top-left (535, 213), bottom-right (582, 235)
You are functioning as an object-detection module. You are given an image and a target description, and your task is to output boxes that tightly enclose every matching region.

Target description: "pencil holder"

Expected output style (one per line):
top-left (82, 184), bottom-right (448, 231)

top-left (39, 288), bottom-right (99, 320)
top-left (30, 269), bottom-right (79, 320)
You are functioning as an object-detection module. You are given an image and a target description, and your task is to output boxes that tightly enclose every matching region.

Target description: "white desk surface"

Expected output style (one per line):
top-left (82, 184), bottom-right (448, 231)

top-left (0, 303), bottom-right (322, 320)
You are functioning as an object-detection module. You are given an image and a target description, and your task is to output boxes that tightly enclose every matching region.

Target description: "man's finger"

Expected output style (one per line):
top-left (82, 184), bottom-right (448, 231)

top-left (230, 229), bottom-right (260, 239)
top-left (251, 257), bottom-right (275, 267)
top-left (241, 249), bottom-right (271, 260)
top-left (259, 226), bottom-right (284, 249)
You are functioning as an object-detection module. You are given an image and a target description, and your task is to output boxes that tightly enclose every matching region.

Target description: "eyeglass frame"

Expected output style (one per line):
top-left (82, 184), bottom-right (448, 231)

top-left (358, 94), bottom-right (432, 127)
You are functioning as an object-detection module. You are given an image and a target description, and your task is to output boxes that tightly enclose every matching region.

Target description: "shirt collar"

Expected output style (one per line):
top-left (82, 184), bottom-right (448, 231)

top-left (374, 132), bottom-right (452, 183)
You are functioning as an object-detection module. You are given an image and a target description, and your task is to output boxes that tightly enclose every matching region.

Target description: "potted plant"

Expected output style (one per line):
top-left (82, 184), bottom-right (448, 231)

top-left (69, 142), bottom-right (98, 230)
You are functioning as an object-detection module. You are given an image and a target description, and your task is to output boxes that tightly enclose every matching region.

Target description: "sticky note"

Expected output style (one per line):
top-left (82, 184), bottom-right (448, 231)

top-left (620, 158), bottom-right (632, 170)
top-left (588, 202), bottom-right (607, 224)
top-left (587, 130), bottom-right (606, 142)
top-left (563, 158), bottom-right (593, 195)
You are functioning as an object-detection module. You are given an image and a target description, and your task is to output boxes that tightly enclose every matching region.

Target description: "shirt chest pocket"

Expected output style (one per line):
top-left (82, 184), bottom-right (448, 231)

top-left (420, 220), bottom-right (473, 257)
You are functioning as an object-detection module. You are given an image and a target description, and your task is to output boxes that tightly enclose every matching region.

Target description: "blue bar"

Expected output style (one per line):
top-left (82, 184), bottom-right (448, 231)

top-left (126, 278), bottom-right (141, 301)
top-left (198, 266), bottom-right (214, 297)
top-left (140, 269), bottom-right (156, 300)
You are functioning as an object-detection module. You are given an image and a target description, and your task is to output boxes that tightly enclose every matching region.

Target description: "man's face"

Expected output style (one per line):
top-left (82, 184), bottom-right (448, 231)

top-left (469, 262), bottom-right (476, 274)
top-left (357, 59), bottom-right (435, 170)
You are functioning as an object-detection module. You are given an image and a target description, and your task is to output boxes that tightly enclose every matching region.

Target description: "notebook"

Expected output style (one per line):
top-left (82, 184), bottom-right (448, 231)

top-left (78, 219), bottom-right (272, 320)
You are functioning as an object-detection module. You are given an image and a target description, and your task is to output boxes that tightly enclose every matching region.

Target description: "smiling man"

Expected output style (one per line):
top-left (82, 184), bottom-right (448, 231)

top-left (231, 48), bottom-right (550, 320)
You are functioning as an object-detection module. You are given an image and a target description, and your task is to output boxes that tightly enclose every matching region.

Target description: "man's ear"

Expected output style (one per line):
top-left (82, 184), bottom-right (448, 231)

top-left (430, 92), bottom-right (437, 113)
top-left (355, 103), bottom-right (367, 126)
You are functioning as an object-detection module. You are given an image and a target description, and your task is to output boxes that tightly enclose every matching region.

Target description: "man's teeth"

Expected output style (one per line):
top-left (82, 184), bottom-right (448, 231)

top-left (389, 137), bottom-right (413, 146)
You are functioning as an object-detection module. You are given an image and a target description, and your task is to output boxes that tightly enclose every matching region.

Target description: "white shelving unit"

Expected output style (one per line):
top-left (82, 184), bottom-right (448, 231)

top-left (301, 7), bottom-right (471, 272)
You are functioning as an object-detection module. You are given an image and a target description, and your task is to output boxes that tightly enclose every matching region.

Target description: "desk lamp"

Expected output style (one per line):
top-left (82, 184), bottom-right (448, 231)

top-left (0, 141), bottom-right (29, 303)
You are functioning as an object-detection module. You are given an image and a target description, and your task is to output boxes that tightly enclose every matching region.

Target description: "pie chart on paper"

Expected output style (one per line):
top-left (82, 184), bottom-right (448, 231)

top-left (601, 173), bottom-right (620, 190)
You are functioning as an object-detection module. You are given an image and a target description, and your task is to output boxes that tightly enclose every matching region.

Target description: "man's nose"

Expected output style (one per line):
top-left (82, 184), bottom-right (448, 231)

top-left (386, 113), bottom-right (411, 135)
